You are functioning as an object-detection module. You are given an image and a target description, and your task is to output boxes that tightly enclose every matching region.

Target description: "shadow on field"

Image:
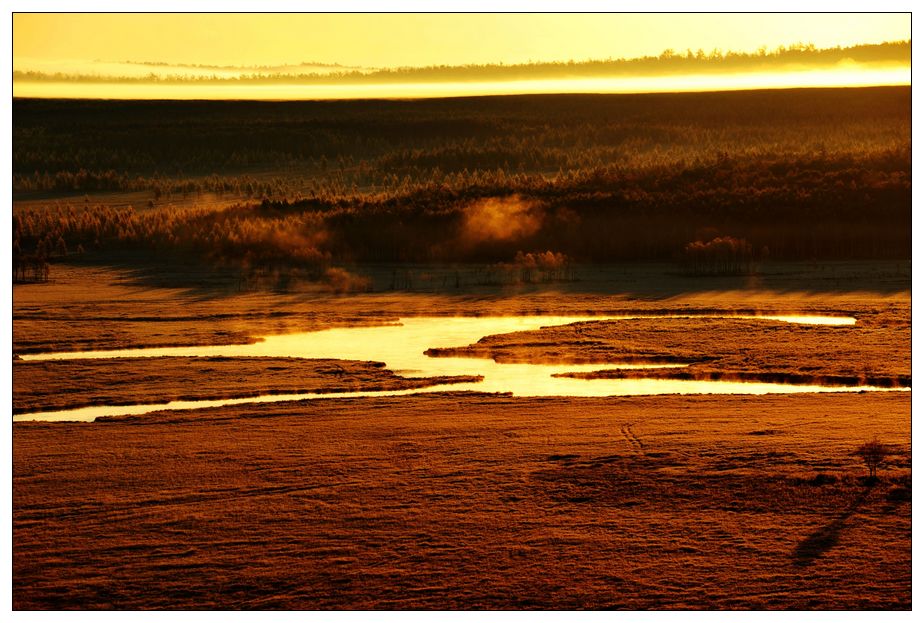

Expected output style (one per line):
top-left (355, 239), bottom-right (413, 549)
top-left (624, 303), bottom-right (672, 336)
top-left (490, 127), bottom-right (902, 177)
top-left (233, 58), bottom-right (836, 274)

top-left (115, 262), bottom-right (247, 301)
top-left (792, 486), bottom-right (871, 567)
top-left (66, 257), bottom-right (912, 301)
top-left (65, 254), bottom-right (255, 301)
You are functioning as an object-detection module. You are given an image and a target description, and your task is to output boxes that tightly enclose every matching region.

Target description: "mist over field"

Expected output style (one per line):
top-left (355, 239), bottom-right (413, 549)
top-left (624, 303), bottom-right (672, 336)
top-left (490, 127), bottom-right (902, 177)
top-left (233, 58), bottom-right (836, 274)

top-left (14, 41), bottom-right (908, 84)
top-left (13, 41), bottom-right (910, 99)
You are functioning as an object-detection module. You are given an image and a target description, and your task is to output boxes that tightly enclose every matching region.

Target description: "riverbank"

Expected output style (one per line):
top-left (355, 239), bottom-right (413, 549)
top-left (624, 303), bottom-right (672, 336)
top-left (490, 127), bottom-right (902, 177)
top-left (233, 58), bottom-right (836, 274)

top-left (12, 356), bottom-right (479, 415)
top-left (13, 261), bottom-right (911, 355)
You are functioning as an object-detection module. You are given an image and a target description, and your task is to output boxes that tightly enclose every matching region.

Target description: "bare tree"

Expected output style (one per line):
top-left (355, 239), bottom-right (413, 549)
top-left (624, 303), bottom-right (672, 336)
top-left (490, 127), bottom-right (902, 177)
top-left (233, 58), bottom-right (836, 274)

top-left (856, 440), bottom-right (889, 479)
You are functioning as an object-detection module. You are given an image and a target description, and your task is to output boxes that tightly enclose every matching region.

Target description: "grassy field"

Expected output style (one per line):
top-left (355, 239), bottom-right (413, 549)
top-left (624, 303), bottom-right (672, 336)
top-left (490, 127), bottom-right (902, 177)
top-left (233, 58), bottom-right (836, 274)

top-left (14, 392), bottom-right (910, 609)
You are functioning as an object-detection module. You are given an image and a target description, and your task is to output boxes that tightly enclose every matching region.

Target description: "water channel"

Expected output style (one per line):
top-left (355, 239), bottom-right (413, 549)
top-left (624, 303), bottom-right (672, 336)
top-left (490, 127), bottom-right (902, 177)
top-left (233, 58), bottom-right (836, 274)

top-left (16, 314), bottom-right (906, 423)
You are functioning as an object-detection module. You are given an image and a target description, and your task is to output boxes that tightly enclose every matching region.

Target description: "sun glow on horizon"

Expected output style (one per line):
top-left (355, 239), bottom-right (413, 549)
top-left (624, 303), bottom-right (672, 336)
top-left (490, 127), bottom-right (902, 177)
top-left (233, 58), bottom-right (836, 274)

top-left (12, 65), bottom-right (910, 100)
top-left (12, 13), bottom-right (912, 99)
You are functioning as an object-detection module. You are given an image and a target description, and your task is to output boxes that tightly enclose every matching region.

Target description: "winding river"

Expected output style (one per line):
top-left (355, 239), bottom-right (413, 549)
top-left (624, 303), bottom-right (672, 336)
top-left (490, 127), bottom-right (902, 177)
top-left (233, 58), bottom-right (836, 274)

top-left (15, 314), bottom-right (906, 423)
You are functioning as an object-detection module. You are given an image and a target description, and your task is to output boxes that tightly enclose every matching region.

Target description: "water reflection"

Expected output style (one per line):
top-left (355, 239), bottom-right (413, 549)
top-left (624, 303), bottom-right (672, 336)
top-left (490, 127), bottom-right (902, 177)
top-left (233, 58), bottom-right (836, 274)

top-left (18, 313), bottom-right (856, 364)
top-left (16, 314), bottom-right (899, 423)
top-left (726, 315), bottom-right (854, 326)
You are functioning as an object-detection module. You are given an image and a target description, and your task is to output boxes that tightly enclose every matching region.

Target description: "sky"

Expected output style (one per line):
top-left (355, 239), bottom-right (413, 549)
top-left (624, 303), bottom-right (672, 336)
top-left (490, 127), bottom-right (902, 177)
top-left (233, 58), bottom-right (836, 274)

top-left (13, 13), bottom-right (910, 69)
top-left (10, 12), bottom-right (912, 99)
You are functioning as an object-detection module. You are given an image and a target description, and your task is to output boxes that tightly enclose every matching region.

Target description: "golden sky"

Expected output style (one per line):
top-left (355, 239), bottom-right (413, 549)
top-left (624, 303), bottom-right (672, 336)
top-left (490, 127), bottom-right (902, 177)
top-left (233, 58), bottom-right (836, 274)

top-left (13, 13), bottom-right (910, 69)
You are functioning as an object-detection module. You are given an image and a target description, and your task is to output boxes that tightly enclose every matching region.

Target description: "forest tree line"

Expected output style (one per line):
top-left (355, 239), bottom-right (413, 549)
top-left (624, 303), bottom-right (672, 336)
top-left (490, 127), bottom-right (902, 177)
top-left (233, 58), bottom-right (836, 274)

top-left (12, 88), bottom-right (910, 284)
top-left (13, 149), bottom-right (910, 267)
top-left (13, 41), bottom-right (909, 85)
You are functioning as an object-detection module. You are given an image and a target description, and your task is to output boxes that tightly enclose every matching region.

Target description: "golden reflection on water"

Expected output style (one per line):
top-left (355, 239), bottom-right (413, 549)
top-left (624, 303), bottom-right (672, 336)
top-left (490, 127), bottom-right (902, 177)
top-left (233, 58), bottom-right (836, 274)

top-left (13, 379), bottom-right (906, 424)
top-left (19, 313), bottom-right (857, 366)
top-left (728, 315), bottom-right (855, 326)
top-left (15, 313), bottom-right (902, 423)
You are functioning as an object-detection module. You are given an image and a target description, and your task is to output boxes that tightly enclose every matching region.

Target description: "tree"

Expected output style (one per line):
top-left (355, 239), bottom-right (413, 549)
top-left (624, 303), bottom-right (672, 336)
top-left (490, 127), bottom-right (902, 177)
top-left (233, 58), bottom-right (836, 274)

top-left (856, 440), bottom-right (889, 479)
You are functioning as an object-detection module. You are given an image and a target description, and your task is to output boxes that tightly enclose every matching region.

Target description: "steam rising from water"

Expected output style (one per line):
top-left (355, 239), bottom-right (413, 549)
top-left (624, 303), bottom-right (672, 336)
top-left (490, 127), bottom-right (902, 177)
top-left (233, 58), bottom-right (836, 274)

top-left (462, 196), bottom-right (544, 244)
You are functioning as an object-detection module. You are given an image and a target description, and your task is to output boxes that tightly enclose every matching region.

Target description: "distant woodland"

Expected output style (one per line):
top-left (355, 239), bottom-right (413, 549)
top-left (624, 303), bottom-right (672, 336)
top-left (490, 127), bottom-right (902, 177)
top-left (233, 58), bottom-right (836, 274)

top-left (13, 41), bottom-right (909, 84)
top-left (12, 87), bottom-right (910, 285)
